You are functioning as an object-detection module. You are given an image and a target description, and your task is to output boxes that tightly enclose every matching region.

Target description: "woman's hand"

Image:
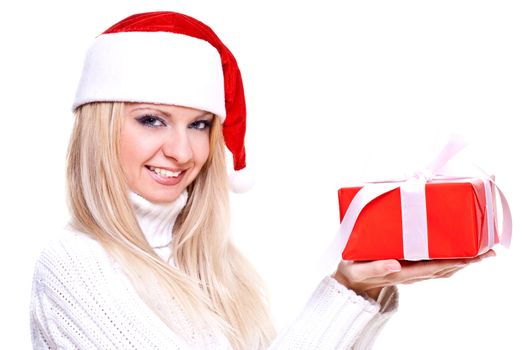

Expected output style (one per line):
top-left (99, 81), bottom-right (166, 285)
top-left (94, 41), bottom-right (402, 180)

top-left (332, 250), bottom-right (496, 300)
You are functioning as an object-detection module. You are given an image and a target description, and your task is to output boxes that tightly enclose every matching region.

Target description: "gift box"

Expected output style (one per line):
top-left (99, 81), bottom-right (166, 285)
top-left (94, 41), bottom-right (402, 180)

top-left (337, 178), bottom-right (501, 261)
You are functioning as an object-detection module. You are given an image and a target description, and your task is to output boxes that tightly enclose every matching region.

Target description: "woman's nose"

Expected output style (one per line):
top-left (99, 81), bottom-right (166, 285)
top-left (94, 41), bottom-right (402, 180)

top-left (162, 128), bottom-right (193, 163)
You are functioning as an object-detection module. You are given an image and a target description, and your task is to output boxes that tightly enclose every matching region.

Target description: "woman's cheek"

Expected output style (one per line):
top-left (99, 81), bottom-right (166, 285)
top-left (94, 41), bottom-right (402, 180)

top-left (188, 132), bottom-right (209, 162)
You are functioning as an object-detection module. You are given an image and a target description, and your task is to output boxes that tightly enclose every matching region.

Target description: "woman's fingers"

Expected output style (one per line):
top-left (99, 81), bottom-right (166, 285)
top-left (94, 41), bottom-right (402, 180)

top-left (397, 259), bottom-right (466, 280)
top-left (387, 250), bottom-right (496, 284)
top-left (381, 264), bottom-right (464, 285)
top-left (437, 268), bottom-right (462, 279)
top-left (335, 249), bottom-right (497, 295)
top-left (433, 265), bottom-right (465, 278)
top-left (474, 249), bottom-right (496, 261)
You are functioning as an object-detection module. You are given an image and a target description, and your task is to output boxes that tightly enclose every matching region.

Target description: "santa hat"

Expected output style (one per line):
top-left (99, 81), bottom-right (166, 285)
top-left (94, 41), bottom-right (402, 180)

top-left (73, 11), bottom-right (253, 192)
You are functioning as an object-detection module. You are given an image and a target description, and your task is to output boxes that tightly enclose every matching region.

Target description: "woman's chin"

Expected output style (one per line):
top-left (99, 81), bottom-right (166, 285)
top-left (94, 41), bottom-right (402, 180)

top-left (138, 187), bottom-right (186, 204)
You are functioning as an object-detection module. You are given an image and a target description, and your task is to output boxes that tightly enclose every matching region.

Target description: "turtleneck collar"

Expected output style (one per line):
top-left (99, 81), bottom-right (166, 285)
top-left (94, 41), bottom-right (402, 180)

top-left (129, 190), bottom-right (188, 262)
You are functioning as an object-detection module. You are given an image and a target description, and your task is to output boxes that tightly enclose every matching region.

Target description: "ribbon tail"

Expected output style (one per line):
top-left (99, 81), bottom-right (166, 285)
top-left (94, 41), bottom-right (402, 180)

top-left (470, 165), bottom-right (513, 249)
top-left (496, 186), bottom-right (512, 248)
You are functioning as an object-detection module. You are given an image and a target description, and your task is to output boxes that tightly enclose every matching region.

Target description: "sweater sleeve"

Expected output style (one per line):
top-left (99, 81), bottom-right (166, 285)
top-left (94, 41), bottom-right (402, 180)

top-left (351, 285), bottom-right (398, 350)
top-left (30, 233), bottom-right (192, 350)
top-left (269, 277), bottom-right (398, 350)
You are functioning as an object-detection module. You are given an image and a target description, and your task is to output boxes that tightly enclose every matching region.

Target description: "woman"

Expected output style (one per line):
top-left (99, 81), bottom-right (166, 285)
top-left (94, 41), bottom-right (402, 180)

top-left (30, 11), bottom-right (493, 349)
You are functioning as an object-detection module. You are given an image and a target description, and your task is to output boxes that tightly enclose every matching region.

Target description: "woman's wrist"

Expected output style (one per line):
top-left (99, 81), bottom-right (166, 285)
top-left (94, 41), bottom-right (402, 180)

top-left (332, 270), bottom-right (382, 301)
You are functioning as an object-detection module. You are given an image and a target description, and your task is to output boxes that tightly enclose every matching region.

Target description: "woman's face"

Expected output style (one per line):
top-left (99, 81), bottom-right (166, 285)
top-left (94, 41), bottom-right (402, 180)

top-left (120, 103), bottom-right (213, 203)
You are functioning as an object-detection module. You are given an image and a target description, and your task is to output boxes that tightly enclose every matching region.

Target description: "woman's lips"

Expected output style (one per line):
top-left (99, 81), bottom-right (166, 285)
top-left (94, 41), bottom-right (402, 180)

top-left (146, 165), bottom-right (186, 186)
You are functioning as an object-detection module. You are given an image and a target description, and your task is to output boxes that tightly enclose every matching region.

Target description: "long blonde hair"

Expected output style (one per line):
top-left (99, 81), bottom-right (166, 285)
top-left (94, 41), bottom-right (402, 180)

top-left (66, 102), bottom-right (275, 349)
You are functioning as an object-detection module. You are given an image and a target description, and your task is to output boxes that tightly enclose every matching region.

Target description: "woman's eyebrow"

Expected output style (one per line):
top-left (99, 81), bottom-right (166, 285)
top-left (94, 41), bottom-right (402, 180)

top-left (196, 111), bottom-right (214, 119)
top-left (130, 106), bottom-right (213, 119)
top-left (130, 106), bottom-right (171, 117)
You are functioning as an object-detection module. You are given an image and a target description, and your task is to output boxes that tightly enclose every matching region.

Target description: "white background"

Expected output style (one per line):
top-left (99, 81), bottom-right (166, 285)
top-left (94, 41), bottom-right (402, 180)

top-left (1, 1), bottom-right (523, 349)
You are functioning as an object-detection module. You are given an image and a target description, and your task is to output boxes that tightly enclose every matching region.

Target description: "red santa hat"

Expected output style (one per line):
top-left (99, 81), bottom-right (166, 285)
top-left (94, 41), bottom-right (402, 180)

top-left (73, 11), bottom-right (253, 192)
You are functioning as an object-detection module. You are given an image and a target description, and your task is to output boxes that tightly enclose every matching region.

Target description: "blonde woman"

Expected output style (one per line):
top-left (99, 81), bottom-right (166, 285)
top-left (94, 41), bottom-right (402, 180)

top-left (30, 11), bottom-right (493, 350)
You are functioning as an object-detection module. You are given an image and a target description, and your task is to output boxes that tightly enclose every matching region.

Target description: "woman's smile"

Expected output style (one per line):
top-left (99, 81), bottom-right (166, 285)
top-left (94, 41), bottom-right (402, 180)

top-left (145, 165), bottom-right (186, 186)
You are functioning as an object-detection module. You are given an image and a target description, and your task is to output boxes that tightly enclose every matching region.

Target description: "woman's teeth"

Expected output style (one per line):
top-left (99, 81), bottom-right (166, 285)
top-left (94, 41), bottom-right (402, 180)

top-left (148, 166), bottom-right (182, 178)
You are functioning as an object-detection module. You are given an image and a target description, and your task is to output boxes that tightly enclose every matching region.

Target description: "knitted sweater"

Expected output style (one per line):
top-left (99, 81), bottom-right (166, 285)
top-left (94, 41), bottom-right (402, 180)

top-left (30, 192), bottom-right (398, 349)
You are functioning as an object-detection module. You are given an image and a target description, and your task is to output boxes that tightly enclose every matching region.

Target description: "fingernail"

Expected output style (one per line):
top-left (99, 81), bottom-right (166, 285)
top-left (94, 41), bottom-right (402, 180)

top-left (481, 251), bottom-right (496, 259)
top-left (386, 263), bottom-right (401, 272)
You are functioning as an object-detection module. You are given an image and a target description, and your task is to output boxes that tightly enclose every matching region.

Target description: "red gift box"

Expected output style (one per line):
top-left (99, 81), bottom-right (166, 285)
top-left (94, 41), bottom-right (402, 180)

top-left (338, 178), bottom-right (500, 261)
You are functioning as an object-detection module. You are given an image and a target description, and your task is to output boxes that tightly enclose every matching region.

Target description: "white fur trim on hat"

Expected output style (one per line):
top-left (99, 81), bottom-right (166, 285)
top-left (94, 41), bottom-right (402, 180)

top-left (73, 31), bottom-right (226, 121)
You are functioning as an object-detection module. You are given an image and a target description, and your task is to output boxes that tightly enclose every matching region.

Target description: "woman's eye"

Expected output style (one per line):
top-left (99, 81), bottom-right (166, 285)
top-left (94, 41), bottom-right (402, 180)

top-left (136, 115), bottom-right (166, 128)
top-left (190, 120), bottom-right (211, 130)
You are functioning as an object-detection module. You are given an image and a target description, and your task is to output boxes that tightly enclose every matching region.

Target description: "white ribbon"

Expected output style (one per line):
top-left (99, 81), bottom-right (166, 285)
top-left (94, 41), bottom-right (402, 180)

top-left (317, 136), bottom-right (513, 276)
top-left (483, 179), bottom-right (495, 252)
top-left (400, 179), bottom-right (429, 260)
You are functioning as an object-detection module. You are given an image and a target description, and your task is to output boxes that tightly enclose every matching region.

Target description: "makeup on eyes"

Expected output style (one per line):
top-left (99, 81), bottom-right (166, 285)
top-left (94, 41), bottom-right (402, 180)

top-left (129, 104), bottom-right (213, 129)
top-left (189, 119), bottom-right (212, 130)
top-left (135, 115), bottom-right (167, 128)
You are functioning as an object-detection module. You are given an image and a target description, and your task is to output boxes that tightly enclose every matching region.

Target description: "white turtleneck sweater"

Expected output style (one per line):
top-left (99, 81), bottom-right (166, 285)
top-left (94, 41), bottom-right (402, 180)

top-left (30, 192), bottom-right (398, 349)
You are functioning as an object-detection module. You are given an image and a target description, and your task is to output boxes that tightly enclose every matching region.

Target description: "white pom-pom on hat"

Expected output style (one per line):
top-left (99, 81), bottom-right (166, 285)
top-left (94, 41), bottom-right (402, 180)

top-left (229, 168), bottom-right (255, 193)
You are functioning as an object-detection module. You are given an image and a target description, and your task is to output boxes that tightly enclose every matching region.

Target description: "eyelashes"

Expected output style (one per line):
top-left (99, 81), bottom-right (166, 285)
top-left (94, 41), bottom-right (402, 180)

top-left (189, 120), bottom-right (212, 130)
top-left (135, 115), bottom-right (166, 128)
top-left (135, 114), bottom-right (212, 130)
